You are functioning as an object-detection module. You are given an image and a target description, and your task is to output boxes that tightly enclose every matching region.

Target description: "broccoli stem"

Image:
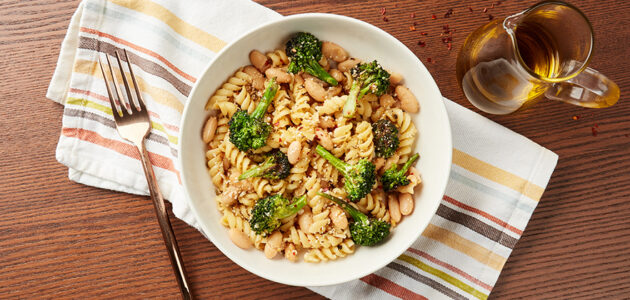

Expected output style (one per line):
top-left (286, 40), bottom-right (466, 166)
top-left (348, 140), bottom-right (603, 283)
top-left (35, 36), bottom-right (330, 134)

top-left (400, 153), bottom-right (420, 174)
top-left (318, 192), bottom-right (367, 223)
top-left (277, 195), bottom-right (307, 219)
top-left (251, 78), bottom-right (279, 120)
top-left (342, 81), bottom-right (360, 118)
top-left (315, 144), bottom-right (351, 176)
top-left (306, 59), bottom-right (338, 86)
top-left (238, 158), bottom-right (273, 180)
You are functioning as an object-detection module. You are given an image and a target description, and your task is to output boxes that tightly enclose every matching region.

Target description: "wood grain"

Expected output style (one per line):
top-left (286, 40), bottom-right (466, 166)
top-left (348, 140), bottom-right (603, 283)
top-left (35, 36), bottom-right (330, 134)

top-left (1, 0), bottom-right (629, 298)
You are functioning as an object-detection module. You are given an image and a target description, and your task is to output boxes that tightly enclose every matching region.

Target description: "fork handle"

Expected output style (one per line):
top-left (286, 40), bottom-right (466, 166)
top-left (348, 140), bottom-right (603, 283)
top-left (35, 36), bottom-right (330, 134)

top-left (137, 142), bottom-right (193, 300)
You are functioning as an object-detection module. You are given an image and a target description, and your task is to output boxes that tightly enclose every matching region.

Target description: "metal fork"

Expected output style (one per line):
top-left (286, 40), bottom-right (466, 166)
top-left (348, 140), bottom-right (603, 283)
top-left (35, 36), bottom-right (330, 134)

top-left (98, 49), bottom-right (192, 300)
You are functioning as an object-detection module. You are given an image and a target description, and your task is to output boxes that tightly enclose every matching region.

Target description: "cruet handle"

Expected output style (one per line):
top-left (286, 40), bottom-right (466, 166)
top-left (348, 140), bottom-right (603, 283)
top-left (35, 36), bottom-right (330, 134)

top-left (544, 67), bottom-right (620, 108)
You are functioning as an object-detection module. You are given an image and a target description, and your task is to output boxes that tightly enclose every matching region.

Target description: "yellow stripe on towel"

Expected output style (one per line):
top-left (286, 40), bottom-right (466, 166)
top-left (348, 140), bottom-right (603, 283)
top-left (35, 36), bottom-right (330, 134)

top-left (108, 0), bottom-right (227, 52)
top-left (422, 224), bottom-right (507, 271)
top-left (452, 149), bottom-right (544, 201)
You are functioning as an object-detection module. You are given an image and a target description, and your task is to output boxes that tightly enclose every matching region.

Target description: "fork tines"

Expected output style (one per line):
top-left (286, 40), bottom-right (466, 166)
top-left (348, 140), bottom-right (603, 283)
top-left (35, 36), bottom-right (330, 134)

top-left (97, 49), bottom-right (146, 118)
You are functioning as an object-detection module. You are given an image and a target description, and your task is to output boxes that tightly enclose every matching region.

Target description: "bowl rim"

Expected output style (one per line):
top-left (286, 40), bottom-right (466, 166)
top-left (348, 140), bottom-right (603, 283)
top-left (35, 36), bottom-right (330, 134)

top-left (178, 12), bottom-right (452, 286)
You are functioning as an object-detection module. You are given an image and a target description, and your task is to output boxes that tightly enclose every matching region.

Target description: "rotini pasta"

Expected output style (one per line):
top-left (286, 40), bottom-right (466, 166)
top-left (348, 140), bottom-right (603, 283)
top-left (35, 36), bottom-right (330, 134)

top-left (203, 37), bottom-right (421, 263)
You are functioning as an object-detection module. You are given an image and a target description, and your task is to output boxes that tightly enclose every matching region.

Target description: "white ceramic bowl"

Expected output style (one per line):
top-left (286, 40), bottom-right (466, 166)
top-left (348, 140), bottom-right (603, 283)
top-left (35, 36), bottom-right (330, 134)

top-left (179, 13), bottom-right (452, 287)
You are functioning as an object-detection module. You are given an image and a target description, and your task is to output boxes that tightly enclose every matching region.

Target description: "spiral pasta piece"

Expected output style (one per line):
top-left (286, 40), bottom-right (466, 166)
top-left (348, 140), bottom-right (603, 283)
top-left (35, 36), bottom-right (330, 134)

top-left (303, 239), bottom-right (355, 263)
top-left (266, 49), bottom-right (289, 67)
top-left (208, 116), bottom-right (229, 149)
top-left (356, 190), bottom-right (390, 222)
top-left (222, 135), bottom-right (252, 174)
top-left (233, 86), bottom-right (257, 114)
top-left (386, 108), bottom-right (417, 162)
top-left (206, 147), bottom-right (225, 190)
top-left (206, 69), bottom-right (251, 110)
top-left (272, 88), bottom-right (292, 128)
top-left (221, 209), bottom-right (266, 249)
top-left (307, 191), bottom-right (330, 234)
top-left (316, 95), bottom-right (346, 115)
top-left (286, 146), bottom-right (310, 192)
top-left (284, 226), bottom-right (344, 249)
top-left (331, 121), bottom-right (352, 158)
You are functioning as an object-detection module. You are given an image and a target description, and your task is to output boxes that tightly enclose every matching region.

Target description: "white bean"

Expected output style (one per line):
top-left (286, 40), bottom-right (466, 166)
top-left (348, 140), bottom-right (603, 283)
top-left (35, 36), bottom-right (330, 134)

top-left (287, 141), bottom-right (301, 164)
top-left (298, 210), bottom-right (313, 233)
top-left (399, 193), bottom-right (414, 215)
top-left (229, 228), bottom-right (252, 249)
top-left (395, 85), bottom-right (419, 113)
top-left (304, 77), bottom-right (327, 102)
top-left (315, 128), bottom-right (333, 151)
top-left (243, 65), bottom-right (263, 80)
top-left (388, 195), bottom-right (401, 223)
top-left (322, 41), bottom-right (349, 62)
top-left (252, 77), bottom-right (265, 90)
top-left (284, 243), bottom-right (298, 262)
top-left (330, 206), bottom-right (348, 229)
top-left (337, 58), bottom-right (361, 72)
top-left (249, 50), bottom-right (271, 72)
top-left (264, 231), bottom-right (283, 259)
top-left (265, 67), bottom-right (292, 83)
top-left (389, 72), bottom-right (403, 85)
top-left (202, 116), bottom-right (217, 143)
top-left (329, 69), bottom-right (344, 82)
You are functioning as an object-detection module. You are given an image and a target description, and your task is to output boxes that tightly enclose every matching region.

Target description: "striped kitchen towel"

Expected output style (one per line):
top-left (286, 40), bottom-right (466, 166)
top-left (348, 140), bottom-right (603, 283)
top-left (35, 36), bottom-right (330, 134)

top-left (47, 1), bottom-right (558, 299)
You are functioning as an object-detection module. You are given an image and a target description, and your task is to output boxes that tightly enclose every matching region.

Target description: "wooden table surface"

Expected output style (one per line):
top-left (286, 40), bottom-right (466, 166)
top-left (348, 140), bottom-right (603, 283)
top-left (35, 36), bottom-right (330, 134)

top-left (2, 0), bottom-right (629, 298)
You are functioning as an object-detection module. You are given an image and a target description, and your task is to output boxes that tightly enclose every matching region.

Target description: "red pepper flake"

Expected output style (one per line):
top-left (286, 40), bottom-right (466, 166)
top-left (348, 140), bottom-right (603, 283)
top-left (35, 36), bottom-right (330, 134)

top-left (468, 6), bottom-right (473, 13)
top-left (380, 7), bottom-right (386, 15)
top-left (420, 31), bottom-right (428, 36)
top-left (444, 8), bottom-right (454, 18)
top-left (383, 16), bottom-right (389, 22)
top-left (447, 42), bottom-right (452, 50)
top-left (427, 57), bottom-right (432, 63)
top-left (594, 123), bottom-right (599, 128)
top-left (410, 13), bottom-right (416, 18)
top-left (409, 25), bottom-right (416, 31)
top-left (417, 40), bottom-right (426, 47)
top-left (279, 138), bottom-right (282, 142)
top-left (591, 126), bottom-right (598, 136)
top-left (488, 14), bottom-right (494, 20)
top-left (431, 14), bottom-right (437, 20)
top-left (483, 7), bottom-right (488, 13)
top-left (572, 115), bottom-right (580, 120)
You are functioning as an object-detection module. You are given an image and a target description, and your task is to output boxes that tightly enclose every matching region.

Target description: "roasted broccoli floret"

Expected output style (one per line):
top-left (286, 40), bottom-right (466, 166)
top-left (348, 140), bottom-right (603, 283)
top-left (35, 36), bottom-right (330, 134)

top-left (238, 150), bottom-right (291, 180)
top-left (315, 144), bottom-right (375, 202)
top-left (228, 78), bottom-right (279, 151)
top-left (318, 192), bottom-right (390, 246)
top-left (342, 61), bottom-right (390, 118)
top-left (381, 153), bottom-right (420, 192)
top-left (372, 119), bottom-right (399, 158)
top-left (285, 32), bottom-right (338, 86)
top-left (249, 194), bottom-right (307, 235)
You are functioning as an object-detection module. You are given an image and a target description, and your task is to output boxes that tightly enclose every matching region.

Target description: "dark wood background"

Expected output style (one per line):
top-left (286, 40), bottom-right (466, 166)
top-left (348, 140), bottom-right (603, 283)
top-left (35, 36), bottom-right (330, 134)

top-left (1, 0), bottom-right (629, 298)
